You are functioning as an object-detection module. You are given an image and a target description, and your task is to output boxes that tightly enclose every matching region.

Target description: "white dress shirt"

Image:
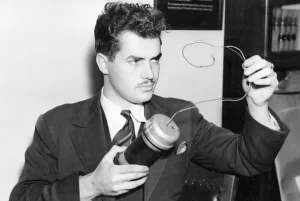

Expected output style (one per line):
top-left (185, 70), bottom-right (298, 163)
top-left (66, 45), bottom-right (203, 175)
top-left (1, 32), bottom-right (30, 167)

top-left (100, 89), bottom-right (147, 140)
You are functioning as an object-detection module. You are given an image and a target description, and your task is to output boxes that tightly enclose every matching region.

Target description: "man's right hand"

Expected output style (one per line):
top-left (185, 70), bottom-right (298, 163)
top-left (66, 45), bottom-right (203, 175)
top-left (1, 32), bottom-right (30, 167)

top-left (79, 145), bottom-right (149, 200)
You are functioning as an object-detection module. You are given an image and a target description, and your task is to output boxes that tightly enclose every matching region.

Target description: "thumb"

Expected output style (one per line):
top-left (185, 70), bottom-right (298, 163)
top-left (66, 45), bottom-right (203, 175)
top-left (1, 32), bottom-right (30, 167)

top-left (105, 145), bottom-right (127, 159)
top-left (270, 72), bottom-right (279, 90)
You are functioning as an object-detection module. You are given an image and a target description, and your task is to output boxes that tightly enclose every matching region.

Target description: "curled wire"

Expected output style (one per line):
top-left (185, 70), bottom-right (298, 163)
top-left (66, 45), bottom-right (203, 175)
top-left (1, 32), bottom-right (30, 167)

top-left (182, 41), bottom-right (246, 67)
top-left (167, 41), bottom-right (251, 125)
top-left (182, 41), bottom-right (216, 67)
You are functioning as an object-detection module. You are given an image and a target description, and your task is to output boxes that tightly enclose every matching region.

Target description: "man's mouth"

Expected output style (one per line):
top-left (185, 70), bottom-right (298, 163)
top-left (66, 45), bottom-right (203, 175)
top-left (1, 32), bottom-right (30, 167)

top-left (140, 83), bottom-right (154, 87)
top-left (137, 81), bottom-right (155, 90)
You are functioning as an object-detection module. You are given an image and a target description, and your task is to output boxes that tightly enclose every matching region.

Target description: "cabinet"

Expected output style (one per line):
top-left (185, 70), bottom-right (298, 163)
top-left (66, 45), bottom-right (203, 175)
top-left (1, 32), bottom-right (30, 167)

top-left (223, 0), bottom-right (300, 145)
top-left (222, 0), bottom-right (300, 201)
top-left (267, 0), bottom-right (300, 70)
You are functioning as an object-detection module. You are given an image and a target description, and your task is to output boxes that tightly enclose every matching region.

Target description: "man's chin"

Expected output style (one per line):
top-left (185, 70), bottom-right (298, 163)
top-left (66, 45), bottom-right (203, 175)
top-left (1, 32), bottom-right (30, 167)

top-left (136, 92), bottom-right (154, 104)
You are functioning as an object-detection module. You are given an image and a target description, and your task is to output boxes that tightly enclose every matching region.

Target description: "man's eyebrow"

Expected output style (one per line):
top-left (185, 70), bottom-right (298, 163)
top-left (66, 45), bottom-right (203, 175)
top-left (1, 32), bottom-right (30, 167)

top-left (126, 55), bottom-right (143, 60)
top-left (151, 53), bottom-right (162, 60)
top-left (125, 53), bottom-right (162, 60)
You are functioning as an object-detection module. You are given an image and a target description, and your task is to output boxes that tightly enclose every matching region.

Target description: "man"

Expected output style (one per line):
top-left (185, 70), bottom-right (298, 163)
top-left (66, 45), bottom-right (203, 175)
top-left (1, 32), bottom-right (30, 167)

top-left (10, 2), bottom-right (289, 201)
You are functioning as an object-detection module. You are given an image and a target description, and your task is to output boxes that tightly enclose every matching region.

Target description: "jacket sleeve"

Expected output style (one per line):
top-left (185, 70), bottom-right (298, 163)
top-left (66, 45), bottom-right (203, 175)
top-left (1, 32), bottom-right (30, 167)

top-left (190, 107), bottom-right (289, 176)
top-left (9, 115), bottom-right (81, 201)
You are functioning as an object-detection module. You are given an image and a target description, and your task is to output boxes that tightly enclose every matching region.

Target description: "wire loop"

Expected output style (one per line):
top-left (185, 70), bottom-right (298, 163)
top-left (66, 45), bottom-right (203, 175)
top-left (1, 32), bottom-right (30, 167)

top-left (167, 41), bottom-right (250, 125)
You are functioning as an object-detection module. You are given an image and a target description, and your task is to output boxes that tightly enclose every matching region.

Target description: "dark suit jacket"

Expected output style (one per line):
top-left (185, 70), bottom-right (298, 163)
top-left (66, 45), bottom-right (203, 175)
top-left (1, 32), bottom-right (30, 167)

top-left (10, 93), bottom-right (289, 201)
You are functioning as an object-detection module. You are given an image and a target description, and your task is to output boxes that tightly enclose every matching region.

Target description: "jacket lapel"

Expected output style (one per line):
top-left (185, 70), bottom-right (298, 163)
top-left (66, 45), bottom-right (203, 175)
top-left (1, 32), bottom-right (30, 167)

top-left (143, 99), bottom-right (172, 201)
top-left (69, 94), bottom-right (172, 201)
top-left (69, 93), bottom-right (111, 174)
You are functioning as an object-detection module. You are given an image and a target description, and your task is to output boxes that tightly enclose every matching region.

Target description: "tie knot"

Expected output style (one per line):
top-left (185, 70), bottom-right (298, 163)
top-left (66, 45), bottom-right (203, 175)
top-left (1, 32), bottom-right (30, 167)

top-left (121, 110), bottom-right (131, 120)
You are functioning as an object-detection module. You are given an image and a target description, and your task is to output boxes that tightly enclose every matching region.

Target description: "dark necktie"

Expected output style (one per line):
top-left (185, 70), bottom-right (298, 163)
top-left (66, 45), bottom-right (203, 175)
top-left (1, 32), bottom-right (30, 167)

top-left (112, 110), bottom-right (135, 146)
top-left (113, 110), bottom-right (145, 201)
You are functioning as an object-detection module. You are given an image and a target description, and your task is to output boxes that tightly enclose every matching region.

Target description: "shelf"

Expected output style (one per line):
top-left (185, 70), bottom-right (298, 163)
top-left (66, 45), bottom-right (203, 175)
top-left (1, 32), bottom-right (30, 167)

top-left (272, 0), bottom-right (300, 7)
top-left (266, 0), bottom-right (300, 70)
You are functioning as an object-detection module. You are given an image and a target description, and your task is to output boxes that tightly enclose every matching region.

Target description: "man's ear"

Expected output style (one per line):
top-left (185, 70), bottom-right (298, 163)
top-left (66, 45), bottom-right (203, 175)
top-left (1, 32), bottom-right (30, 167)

top-left (96, 53), bottom-right (109, 75)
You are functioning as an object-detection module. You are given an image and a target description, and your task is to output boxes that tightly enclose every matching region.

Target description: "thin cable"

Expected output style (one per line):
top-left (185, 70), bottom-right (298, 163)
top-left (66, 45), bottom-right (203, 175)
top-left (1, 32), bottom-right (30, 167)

top-left (167, 41), bottom-right (251, 125)
top-left (224, 46), bottom-right (245, 61)
top-left (223, 45), bottom-right (246, 61)
top-left (182, 41), bottom-right (216, 68)
top-left (182, 41), bottom-right (246, 67)
top-left (167, 85), bottom-right (251, 125)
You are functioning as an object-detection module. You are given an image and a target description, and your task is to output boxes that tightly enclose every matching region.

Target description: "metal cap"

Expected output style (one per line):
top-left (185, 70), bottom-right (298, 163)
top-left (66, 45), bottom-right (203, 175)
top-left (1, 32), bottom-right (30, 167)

top-left (144, 114), bottom-right (180, 150)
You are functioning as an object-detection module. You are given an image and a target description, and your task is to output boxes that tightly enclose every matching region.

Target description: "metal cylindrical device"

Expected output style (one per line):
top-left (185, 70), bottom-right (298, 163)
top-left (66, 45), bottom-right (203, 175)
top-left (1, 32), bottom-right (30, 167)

top-left (114, 114), bottom-right (180, 167)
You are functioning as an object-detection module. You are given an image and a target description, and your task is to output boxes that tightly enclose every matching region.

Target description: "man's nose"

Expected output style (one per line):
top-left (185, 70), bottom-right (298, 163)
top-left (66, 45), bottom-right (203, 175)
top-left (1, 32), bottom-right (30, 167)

top-left (141, 62), bottom-right (154, 80)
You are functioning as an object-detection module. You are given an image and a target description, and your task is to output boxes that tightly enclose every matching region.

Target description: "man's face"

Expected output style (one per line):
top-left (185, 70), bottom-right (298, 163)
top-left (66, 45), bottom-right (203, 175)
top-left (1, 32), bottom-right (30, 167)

top-left (102, 31), bottom-right (161, 108)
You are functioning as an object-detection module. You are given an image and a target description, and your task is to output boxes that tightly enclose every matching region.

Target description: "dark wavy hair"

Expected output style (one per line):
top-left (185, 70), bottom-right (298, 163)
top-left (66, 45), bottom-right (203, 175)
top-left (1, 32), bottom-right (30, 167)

top-left (94, 2), bottom-right (167, 61)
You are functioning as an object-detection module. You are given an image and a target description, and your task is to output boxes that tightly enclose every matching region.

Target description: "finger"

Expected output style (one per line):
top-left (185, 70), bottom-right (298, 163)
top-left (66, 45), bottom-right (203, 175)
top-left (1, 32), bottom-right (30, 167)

top-left (109, 189), bottom-right (129, 196)
top-left (112, 172), bottom-right (148, 183)
top-left (244, 59), bottom-right (270, 77)
top-left (252, 78), bottom-right (272, 86)
top-left (247, 68), bottom-right (274, 83)
top-left (251, 71), bottom-right (277, 85)
top-left (116, 176), bottom-right (148, 191)
top-left (115, 164), bottom-right (149, 174)
top-left (243, 55), bottom-right (261, 68)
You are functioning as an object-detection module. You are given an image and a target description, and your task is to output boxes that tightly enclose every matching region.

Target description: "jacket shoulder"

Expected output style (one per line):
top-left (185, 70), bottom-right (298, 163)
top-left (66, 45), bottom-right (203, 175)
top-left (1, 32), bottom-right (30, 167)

top-left (43, 98), bottom-right (88, 121)
top-left (151, 95), bottom-right (193, 111)
top-left (35, 96), bottom-right (95, 141)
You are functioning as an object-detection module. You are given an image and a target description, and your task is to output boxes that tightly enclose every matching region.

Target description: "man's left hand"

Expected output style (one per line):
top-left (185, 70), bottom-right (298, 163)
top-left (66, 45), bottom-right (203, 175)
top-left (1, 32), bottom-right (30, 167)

top-left (242, 55), bottom-right (278, 107)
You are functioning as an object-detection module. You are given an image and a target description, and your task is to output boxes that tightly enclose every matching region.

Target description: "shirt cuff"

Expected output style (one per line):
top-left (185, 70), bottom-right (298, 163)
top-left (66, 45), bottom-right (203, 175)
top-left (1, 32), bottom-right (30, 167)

top-left (269, 112), bottom-right (281, 131)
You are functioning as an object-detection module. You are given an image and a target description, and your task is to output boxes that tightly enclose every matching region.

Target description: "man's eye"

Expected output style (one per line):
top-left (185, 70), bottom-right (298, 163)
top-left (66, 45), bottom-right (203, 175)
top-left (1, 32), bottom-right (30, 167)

top-left (152, 58), bottom-right (160, 63)
top-left (130, 59), bottom-right (141, 64)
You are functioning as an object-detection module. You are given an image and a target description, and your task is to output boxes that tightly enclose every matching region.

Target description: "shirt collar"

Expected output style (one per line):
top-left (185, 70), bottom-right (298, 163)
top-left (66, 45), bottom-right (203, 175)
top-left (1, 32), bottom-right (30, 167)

top-left (100, 88), bottom-right (146, 123)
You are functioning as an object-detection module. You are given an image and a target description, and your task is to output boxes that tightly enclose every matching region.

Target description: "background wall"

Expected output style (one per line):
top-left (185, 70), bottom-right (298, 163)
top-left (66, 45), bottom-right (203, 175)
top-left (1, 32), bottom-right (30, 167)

top-left (0, 0), bottom-right (224, 200)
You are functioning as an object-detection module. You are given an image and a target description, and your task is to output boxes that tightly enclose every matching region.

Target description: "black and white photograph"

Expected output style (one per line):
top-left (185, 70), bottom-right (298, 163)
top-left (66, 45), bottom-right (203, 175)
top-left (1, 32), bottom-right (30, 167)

top-left (1, 0), bottom-right (300, 201)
